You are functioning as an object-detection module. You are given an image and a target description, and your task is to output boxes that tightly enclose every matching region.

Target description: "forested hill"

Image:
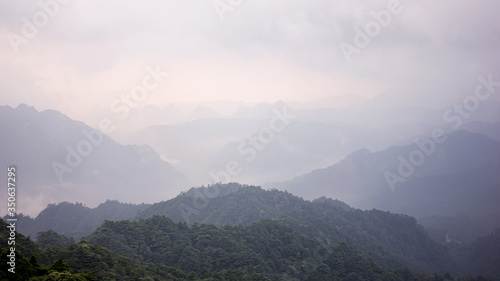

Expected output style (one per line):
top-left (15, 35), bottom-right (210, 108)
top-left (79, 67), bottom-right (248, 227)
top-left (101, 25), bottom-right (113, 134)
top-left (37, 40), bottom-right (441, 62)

top-left (2, 219), bottom-right (490, 281)
top-left (9, 183), bottom-right (455, 274)
top-left (10, 200), bottom-right (150, 240)
top-left (449, 228), bottom-right (500, 279)
top-left (136, 183), bottom-right (455, 274)
top-left (85, 216), bottom-right (397, 280)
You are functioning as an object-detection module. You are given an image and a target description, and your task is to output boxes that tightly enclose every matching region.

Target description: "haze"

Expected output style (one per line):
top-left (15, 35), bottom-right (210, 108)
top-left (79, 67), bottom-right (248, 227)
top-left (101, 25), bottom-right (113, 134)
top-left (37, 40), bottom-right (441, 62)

top-left (1, 0), bottom-right (500, 217)
top-left (1, 1), bottom-right (499, 116)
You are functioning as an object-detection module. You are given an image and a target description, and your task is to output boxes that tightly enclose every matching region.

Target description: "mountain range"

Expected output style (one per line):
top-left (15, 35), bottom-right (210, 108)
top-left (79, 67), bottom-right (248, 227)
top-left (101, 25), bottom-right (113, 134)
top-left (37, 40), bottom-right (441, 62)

top-left (11, 183), bottom-right (455, 274)
top-left (271, 130), bottom-right (500, 243)
top-left (0, 104), bottom-right (189, 216)
top-left (2, 103), bottom-right (499, 244)
top-left (4, 215), bottom-right (487, 281)
top-left (1, 99), bottom-right (499, 279)
top-left (6, 183), bottom-right (500, 279)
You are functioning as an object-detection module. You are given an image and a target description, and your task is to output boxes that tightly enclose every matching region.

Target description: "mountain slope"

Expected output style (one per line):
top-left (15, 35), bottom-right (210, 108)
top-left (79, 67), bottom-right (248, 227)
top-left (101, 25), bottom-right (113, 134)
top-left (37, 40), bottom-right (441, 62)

top-left (457, 228), bottom-right (500, 278)
top-left (136, 183), bottom-right (456, 274)
top-left (9, 200), bottom-right (150, 240)
top-left (274, 130), bottom-right (500, 202)
top-left (84, 215), bottom-right (434, 280)
top-left (272, 131), bottom-right (500, 241)
top-left (2, 218), bottom-right (473, 281)
top-left (0, 104), bottom-right (189, 216)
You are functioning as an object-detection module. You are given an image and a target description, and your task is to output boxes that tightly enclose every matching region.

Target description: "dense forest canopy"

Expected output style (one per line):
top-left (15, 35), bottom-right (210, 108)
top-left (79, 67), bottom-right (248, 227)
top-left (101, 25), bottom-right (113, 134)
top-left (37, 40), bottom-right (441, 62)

top-left (2, 184), bottom-right (499, 280)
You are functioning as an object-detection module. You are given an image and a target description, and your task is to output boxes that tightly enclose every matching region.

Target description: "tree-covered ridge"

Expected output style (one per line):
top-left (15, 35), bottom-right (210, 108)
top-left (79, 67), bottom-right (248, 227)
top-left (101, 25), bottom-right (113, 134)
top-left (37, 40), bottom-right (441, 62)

top-left (2, 218), bottom-right (264, 280)
top-left (3, 183), bottom-right (498, 279)
top-left (449, 228), bottom-right (500, 279)
top-left (0, 218), bottom-right (48, 265)
top-left (136, 183), bottom-right (455, 273)
top-left (37, 230), bottom-right (75, 250)
top-left (9, 200), bottom-right (150, 240)
top-left (82, 215), bottom-right (468, 281)
top-left (0, 219), bottom-right (95, 280)
top-left (4, 183), bottom-right (455, 274)
top-left (86, 216), bottom-right (318, 275)
top-left (1, 217), bottom-right (495, 280)
top-left (0, 249), bottom-right (96, 281)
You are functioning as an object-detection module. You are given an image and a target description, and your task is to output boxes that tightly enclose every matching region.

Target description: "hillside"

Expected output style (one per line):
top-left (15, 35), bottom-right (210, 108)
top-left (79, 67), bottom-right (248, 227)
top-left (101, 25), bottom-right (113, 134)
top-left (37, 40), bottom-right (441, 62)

top-left (10, 183), bottom-right (456, 274)
top-left (85, 215), bottom-right (455, 280)
top-left (3, 218), bottom-right (488, 281)
top-left (0, 104), bottom-right (189, 216)
top-left (136, 183), bottom-right (456, 274)
top-left (457, 228), bottom-right (500, 278)
top-left (272, 131), bottom-right (500, 242)
top-left (8, 200), bottom-right (150, 240)
top-left (10, 182), bottom-right (500, 278)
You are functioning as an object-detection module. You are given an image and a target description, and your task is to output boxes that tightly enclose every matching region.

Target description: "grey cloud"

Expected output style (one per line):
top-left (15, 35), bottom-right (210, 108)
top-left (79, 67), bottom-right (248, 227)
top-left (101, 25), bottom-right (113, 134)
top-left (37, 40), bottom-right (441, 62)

top-left (1, 0), bottom-right (499, 111)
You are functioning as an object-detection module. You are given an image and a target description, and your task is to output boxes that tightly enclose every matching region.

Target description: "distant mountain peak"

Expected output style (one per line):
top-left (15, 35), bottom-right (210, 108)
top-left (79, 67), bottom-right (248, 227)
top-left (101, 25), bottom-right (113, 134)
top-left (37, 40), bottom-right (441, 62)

top-left (16, 103), bottom-right (37, 111)
top-left (348, 148), bottom-right (371, 158)
top-left (0, 104), bottom-right (189, 216)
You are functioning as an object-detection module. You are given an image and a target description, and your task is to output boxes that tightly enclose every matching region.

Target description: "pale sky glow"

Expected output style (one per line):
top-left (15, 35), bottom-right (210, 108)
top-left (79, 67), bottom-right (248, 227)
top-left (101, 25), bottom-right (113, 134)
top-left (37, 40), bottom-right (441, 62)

top-left (1, 0), bottom-right (500, 219)
top-left (1, 0), bottom-right (499, 119)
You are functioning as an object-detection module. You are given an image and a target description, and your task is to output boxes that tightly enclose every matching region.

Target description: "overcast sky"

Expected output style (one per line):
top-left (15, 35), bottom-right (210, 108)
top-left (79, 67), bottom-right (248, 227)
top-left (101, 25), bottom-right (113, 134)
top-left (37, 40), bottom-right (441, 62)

top-left (1, 0), bottom-right (499, 119)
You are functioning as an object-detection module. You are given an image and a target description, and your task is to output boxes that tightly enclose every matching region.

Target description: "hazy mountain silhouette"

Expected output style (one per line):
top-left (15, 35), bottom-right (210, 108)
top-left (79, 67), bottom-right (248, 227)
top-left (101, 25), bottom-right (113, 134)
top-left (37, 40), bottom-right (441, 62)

top-left (8, 200), bottom-right (150, 240)
top-left (271, 131), bottom-right (500, 242)
top-left (135, 183), bottom-right (456, 274)
top-left (0, 104), bottom-right (189, 216)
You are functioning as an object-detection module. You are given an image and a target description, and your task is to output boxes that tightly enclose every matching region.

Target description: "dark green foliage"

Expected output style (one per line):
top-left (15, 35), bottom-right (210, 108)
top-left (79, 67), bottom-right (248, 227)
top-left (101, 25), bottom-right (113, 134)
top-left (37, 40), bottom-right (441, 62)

top-left (30, 255), bottom-right (49, 275)
top-left (0, 248), bottom-right (37, 280)
top-left (0, 248), bottom-right (96, 281)
top-left (29, 271), bottom-right (92, 281)
top-left (90, 215), bottom-right (306, 279)
top-left (448, 228), bottom-right (500, 280)
top-left (49, 258), bottom-right (71, 272)
top-left (6, 200), bottom-right (150, 240)
top-left (465, 228), bottom-right (500, 278)
top-left (0, 210), bottom-right (494, 281)
top-left (81, 215), bottom-right (477, 281)
top-left (85, 216), bottom-right (315, 276)
top-left (0, 219), bottom-right (49, 264)
top-left (2, 184), bottom-right (498, 280)
top-left (7, 183), bottom-right (494, 277)
top-left (56, 241), bottom-right (163, 280)
top-left (37, 230), bottom-right (75, 249)
top-left (137, 183), bottom-right (456, 274)
top-left (419, 213), bottom-right (495, 244)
